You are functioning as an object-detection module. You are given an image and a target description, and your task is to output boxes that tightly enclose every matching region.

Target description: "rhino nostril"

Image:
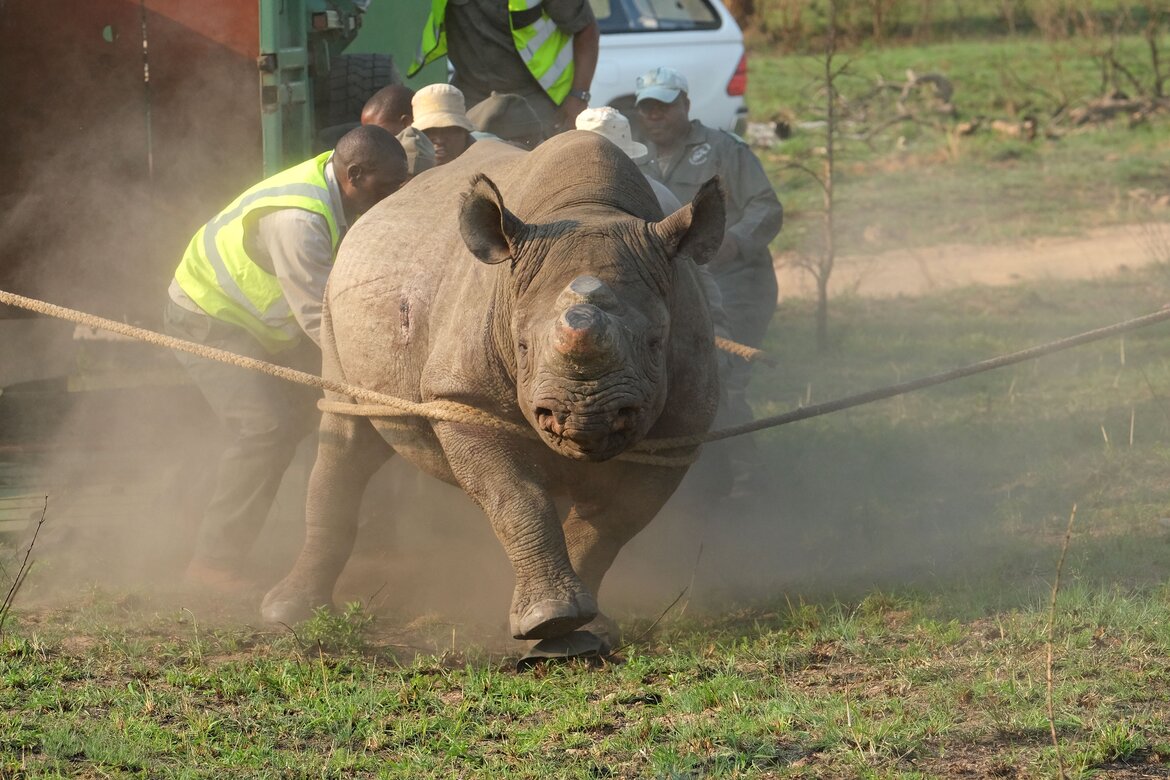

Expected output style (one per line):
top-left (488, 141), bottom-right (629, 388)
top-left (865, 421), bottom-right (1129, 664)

top-left (535, 407), bottom-right (562, 435)
top-left (612, 406), bottom-right (640, 432)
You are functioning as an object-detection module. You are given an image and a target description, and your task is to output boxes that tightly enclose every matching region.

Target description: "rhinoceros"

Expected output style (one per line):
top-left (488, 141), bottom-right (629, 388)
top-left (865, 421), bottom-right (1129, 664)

top-left (261, 131), bottom-right (726, 648)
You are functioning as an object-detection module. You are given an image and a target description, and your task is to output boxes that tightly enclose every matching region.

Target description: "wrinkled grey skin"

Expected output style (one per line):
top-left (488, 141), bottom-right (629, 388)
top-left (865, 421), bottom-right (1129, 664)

top-left (262, 132), bottom-right (725, 647)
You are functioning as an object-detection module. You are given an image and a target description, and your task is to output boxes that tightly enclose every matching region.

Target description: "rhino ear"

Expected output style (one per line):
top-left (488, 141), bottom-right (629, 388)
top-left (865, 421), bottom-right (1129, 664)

top-left (651, 176), bottom-right (726, 265)
top-left (459, 174), bottom-right (525, 265)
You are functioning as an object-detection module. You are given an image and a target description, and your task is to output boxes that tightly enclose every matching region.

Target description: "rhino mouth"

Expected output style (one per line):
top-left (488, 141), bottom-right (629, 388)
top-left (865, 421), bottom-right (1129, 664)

top-left (534, 405), bottom-right (641, 461)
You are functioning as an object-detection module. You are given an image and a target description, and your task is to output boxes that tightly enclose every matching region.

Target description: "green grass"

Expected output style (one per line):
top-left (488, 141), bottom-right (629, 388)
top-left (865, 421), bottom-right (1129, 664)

top-left (4, 589), bottom-right (1170, 777)
top-left (6, 266), bottom-right (1170, 777)
top-left (746, 34), bottom-right (1170, 254)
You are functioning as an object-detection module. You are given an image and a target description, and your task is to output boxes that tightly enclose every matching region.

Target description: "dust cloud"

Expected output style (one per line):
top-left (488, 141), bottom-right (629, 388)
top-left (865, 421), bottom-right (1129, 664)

top-left (0, 2), bottom-right (264, 615)
top-left (0, 174), bottom-right (1078, 654)
top-left (1, 5), bottom-right (1136, 653)
top-left (0, 167), bottom-right (1045, 652)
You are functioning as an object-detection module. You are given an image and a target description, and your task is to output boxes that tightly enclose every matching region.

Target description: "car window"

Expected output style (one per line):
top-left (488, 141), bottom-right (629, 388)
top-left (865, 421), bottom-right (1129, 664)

top-left (591, 0), bottom-right (721, 33)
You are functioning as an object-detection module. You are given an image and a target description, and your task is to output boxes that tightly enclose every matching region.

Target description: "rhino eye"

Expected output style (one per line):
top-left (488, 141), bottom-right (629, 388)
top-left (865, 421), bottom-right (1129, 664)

top-left (517, 339), bottom-right (528, 354)
top-left (647, 337), bottom-right (663, 352)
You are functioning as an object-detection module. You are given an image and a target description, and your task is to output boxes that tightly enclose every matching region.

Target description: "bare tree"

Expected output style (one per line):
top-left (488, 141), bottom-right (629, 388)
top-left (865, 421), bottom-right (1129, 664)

top-left (1140, 0), bottom-right (1167, 98)
top-left (998, 0), bottom-right (1023, 35)
top-left (789, 0), bottom-right (845, 352)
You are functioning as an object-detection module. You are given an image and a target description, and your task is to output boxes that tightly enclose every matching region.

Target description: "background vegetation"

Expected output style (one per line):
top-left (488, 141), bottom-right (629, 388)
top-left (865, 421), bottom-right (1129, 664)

top-left (742, 0), bottom-right (1169, 256)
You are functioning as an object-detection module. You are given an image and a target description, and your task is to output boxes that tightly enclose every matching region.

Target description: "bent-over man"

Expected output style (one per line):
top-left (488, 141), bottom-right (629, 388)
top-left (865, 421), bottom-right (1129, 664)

top-left (165, 126), bottom-right (409, 592)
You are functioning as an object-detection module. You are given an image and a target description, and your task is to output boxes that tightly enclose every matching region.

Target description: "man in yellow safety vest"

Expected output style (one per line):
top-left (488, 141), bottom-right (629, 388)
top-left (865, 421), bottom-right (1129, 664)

top-left (408, 0), bottom-right (599, 135)
top-left (164, 126), bottom-right (409, 593)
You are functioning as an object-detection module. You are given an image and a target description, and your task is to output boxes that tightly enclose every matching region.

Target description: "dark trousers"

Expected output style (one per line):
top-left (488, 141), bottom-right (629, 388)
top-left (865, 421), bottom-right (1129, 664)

top-left (164, 301), bottom-right (321, 570)
top-left (712, 257), bottom-right (779, 474)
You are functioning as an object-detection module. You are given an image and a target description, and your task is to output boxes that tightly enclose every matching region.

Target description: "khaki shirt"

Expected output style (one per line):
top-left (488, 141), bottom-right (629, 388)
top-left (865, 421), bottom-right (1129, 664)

top-left (639, 120), bottom-right (782, 275)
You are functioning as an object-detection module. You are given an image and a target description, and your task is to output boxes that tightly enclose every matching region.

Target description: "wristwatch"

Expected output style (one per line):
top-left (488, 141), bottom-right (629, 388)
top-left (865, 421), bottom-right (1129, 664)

top-left (568, 89), bottom-right (591, 102)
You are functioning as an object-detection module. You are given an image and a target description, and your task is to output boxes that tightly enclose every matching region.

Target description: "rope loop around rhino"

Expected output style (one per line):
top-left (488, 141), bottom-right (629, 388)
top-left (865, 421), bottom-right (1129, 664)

top-left (5, 288), bottom-right (1170, 466)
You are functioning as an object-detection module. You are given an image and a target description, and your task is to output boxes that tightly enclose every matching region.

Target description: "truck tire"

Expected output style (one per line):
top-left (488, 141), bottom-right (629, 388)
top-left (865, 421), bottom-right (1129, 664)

top-left (317, 53), bottom-right (400, 130)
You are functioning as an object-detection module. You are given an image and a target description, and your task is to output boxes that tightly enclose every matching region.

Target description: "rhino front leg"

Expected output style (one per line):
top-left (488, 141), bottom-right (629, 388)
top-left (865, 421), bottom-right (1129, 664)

top-left (436, 423), bottom-right (597, 640)
top-left (562, 465), bottom-right (689, 650)
top-left (261, 411), bottom-right (393, 625)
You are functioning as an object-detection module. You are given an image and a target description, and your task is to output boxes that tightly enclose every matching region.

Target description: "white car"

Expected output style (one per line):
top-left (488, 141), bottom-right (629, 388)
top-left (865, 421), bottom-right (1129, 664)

top-left (590, 0), bottom-right (748, 133)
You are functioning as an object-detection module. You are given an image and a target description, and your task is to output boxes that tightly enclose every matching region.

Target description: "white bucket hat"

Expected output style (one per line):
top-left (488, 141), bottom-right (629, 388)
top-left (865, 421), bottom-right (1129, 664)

top-left (575, 106), bottom-right (648, 160)
top-left (411, 83), bottom-right (475, 133)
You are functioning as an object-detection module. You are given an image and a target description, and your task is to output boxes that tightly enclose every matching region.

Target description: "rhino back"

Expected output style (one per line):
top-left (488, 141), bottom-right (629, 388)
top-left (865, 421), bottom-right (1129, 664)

top-left (322, 132), bottom-right (715, 454)
top-left (322, 140), bottom-right (529, 400)
top-left (491, 131), bottom-right (660, 222)
top-left (324, 134), bottom-right (660, 397)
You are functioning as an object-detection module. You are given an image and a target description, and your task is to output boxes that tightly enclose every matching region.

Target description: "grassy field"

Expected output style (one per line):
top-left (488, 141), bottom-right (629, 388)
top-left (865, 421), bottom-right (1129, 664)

top-left (746, 33), bottom-right (1170, 255)
top-left (6, 263), bottom-right (1170, 777)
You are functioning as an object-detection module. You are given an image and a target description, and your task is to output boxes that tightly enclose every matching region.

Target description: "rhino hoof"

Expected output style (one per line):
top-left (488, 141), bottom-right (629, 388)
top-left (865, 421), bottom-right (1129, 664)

top-left (579, 613), bottom-right (620, 654)
top-left (512, 596), bottom-right (598, 640)
top-left (260, 591), bottom-right (328, 626)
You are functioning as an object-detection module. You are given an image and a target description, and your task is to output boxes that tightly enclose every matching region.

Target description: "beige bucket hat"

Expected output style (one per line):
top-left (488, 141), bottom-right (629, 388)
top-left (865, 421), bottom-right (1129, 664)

top-left (575, 106), bottom-right (648, 160)
top-left (412, 83), bottom-right (475, 132)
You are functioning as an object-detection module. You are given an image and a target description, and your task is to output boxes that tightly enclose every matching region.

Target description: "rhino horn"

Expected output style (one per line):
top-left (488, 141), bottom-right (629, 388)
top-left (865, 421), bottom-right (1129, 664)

top-left (552, 303), bottom-right (615, 360)
top-left (459, 173), bottom-right (526, 265)
top-left (554, 275), bottom-right (620, 311)
top-left (650, 175), bottom-right (727, 265)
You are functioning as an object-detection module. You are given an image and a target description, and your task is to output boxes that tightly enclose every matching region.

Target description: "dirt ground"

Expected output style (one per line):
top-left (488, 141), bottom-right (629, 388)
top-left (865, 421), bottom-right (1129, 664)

top-left (774, 222), bottom-right (1170, 300)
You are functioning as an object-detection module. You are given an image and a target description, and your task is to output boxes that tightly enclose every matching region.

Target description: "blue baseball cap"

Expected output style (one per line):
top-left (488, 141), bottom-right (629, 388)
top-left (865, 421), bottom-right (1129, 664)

top-left (635, 67), bottom-right (689, 105)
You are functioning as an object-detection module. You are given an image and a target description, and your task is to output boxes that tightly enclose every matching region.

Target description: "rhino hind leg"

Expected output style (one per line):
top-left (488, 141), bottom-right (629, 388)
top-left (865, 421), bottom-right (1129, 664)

top-left (261, 411), bottom-right (394, 625)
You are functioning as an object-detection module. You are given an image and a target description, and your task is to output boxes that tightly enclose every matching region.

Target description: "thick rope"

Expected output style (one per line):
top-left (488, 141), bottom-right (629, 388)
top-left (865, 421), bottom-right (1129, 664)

top-left (5, 289), bottom-right (1170, 460)
top-left (636, 305), bottom-right (1170, 451)
top-left (714, 335), bottom-right (771, 365)
top-left (312, 400), bottom-right (697, 467)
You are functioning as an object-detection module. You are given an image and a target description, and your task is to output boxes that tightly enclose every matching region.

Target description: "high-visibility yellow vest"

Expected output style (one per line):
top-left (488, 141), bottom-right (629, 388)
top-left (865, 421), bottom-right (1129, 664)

top-left (173, 152), bottom-right (340, 353)
top-left (408, 0), bottom-right (575, 105)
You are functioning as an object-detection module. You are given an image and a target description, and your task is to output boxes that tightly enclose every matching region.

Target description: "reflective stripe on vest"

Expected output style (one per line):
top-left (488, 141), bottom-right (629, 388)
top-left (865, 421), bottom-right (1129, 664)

top-left (408, 0), bottom-right (447, 79)
top-left (407, 0), bottom-right (575, 105)
top-left (173, 152), bottom-right (340, 353)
